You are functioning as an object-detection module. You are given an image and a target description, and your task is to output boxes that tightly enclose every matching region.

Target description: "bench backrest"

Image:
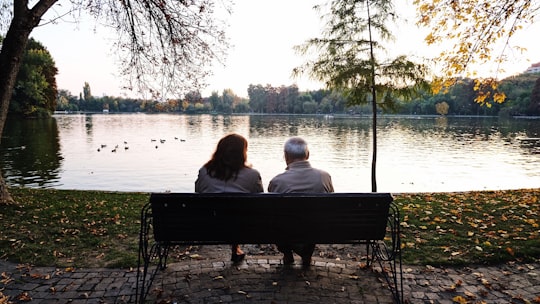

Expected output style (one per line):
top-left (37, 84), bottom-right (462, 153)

top-left (150, 192), bottom-right (394, 245)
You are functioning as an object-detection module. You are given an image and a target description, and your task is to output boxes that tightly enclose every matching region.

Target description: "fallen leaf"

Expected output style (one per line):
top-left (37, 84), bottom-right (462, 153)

top-left (0, 292), bottom-right (10, 304)
top-left (452, 295), bottom-right (467, 304)
top-left (506, 247), bottom-right (515, 256)
top-left (1, 272), bottom-right (13, 285)
top-left (464, 290), bottom-right (476, 299)
top-left (16, 292), bottom-right (32, 301)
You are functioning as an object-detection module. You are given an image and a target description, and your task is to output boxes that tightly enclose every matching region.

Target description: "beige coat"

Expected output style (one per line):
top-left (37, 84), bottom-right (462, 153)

top-left (268, 160), bottom-right (334, 193)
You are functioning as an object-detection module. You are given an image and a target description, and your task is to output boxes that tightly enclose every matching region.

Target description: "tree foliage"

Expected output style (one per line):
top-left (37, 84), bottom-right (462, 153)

top-left (294, 0), bottom-right (430, 110)
top-left (10, 38), bottom-right (58, 117)
top-left (435, 101), bottom-right (449, 115)
top-left (83, 82), bottom-right (92, 101)
top-left (527, 76), bottom-right (540, 115)
top-left (247, 84), bottom-right (301, 114)
top-left (414, 0), bottom-right (538, 106)
top-left (497, 73), bottom-right (539, 116)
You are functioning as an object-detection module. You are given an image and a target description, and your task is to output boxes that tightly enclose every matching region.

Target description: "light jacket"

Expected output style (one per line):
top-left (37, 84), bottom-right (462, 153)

top-left (268, 160), bottom-right (334, 193)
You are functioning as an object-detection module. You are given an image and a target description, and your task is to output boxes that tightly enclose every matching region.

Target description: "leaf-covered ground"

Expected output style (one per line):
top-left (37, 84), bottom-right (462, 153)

top-left (0, 188), bottom-right (147, 268)
top-left (395, 189), bottom-right (540, 265)
top-left (0, 188), bottom-right (538, 268)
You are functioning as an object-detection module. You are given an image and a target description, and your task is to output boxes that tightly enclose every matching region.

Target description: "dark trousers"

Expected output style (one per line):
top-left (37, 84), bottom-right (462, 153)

top-left (277, 243), bottom-right (315, 258)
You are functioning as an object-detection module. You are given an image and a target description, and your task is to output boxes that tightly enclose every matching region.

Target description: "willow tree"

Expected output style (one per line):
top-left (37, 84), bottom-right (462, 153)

top-left (294, 0), bottom-right (429, 192)
top-left (0, 0), bottom-right (230, 204)
top-left (414, 0), bottom-right (539, 106)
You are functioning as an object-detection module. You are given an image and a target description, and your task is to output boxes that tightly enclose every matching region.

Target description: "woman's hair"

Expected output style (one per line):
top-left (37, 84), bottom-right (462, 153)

top-left (204, 133), bottom-right (249, 181)
top-left (284, 137), bottom-right (309, 160)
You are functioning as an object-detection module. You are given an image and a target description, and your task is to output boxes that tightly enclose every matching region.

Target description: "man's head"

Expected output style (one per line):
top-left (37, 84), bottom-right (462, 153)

top-left (283, 137), bottom-right (309, 165)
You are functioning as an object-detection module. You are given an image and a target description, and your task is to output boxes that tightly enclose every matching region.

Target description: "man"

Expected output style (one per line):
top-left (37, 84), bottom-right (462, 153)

top-left (268, 137), bottom-right (334, 267)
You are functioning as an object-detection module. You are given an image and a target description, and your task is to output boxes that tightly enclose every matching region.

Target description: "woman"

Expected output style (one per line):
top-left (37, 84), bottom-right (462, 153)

top-left (195, 133), bottom-right (264, 262)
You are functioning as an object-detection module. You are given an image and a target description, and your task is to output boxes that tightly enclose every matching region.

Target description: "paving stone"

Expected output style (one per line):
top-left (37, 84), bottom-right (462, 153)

top-left (1, 258), bottom-right (539, 303)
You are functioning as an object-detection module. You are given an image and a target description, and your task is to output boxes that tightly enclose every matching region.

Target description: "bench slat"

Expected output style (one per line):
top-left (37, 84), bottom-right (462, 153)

top-left (151, 193), bottom-right (392, 244)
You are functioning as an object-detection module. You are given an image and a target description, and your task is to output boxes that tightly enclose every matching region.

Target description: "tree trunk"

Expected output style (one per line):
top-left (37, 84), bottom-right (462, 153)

top-left (366, 0), bottom-right (377, 193)
top-left (0, 0), bottom-right (57, 205)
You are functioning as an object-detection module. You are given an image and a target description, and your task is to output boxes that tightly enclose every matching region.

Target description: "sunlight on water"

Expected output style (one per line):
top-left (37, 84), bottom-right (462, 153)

top-left (2, 114), bottom-right (539, 193)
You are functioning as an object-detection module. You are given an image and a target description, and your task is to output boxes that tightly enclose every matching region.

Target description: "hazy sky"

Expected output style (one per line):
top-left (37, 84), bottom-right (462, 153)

top-left (30, 1), bottom-right (540, 99)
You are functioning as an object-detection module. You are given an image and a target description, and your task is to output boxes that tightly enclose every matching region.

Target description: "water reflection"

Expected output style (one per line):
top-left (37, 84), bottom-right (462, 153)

top-left (0, 114), bottom-right (539, 193)
top-left (0, 117), bottom-right (62, 187)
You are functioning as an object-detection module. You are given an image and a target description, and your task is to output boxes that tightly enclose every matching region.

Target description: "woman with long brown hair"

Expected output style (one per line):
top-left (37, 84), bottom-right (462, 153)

top-left (195, 133), bottom-right (263, 262)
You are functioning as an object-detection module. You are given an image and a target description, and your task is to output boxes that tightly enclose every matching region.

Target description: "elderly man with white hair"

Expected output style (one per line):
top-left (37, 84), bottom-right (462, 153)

top-left (268, 137), bottom-right (334, 267)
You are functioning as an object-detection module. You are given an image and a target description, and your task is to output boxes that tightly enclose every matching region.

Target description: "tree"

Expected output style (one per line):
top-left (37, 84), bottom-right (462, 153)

top-left (184, 90), bottom-right (202, 106)
top-left (83, 82), bottom-right (92, 101)
top-left (294, 0), bottom-right (429, 192)
top-left (221, 89), bottom-right (235, 114)
top-left (9, 37), bottom-right (58, 117)
top-left (435, 101), bottom-right (449, 115)
top-left (414, 0), bottom-right (538, 106)
top-left (208, 91), bottom-right (220, 111)
top-left (0, 0), bottom-right (230, 204)
top-left (499, 73), bottom-right (538, 116)
top-left (247, 84), bottom-right (267, 113)
top-left (528, 77), bottom-right (540, 115)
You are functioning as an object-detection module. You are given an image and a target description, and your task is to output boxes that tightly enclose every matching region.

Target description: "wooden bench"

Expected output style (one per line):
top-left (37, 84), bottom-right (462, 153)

top-left (135, 192), bottom-right (403, 303)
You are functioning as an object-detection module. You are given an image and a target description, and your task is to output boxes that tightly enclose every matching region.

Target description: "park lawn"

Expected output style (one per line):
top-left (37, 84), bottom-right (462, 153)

top-left (394, 189), bottom-right (539, 265)
top-left (0, 187), bottom-right (538, 268)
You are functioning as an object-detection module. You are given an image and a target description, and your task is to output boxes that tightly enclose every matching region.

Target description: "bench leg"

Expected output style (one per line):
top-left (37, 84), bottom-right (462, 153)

top-left (135, 203), bottom-right (170, 303)
top-left (366, 241), bottom-right (378, 266)
top-left (372, 242), bottom-right (403, 304)
top-left (136, 243), bottom-right (169, 303)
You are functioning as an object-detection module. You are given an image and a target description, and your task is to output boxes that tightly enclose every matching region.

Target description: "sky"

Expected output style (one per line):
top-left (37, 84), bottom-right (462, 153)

top-left (30, 0), bottom-right (540, 99)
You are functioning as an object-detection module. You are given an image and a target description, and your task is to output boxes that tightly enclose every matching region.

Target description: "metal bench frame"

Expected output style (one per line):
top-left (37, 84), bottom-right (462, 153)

top-left (135, 192), bottom-right (402, 303)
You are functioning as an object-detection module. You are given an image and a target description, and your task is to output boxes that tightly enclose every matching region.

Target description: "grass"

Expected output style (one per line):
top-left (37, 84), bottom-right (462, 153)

top-left (395, 189), bottom-right (539, 266)
top-left (0, 188), bottom-right (147, 268)
top-left (0, 187), bottom-right (538, 268)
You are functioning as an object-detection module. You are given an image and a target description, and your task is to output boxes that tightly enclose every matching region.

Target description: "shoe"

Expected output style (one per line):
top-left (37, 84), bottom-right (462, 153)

top-left (301, 255), bottom-right (312, 268)
top-left (283, 252), bottom-right (294, 265)
top-left (231, 253), bottom-right (246, 263)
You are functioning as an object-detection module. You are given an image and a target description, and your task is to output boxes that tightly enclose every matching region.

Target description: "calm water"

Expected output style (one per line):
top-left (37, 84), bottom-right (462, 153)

top-left (1, 114), bottom-right (539, 193)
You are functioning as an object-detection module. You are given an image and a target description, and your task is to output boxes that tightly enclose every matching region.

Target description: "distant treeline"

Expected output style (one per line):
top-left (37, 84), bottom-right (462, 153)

top-left (56, 73), bottom-right (540, 116)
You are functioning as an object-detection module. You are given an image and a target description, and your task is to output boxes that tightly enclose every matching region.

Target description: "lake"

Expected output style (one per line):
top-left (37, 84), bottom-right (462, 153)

top-left (1, 114), bottom-right (539, 193)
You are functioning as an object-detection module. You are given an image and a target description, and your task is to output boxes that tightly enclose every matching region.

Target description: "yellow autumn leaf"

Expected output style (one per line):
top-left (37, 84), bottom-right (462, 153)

top-left (453, 295), bottom-right (467, 304)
